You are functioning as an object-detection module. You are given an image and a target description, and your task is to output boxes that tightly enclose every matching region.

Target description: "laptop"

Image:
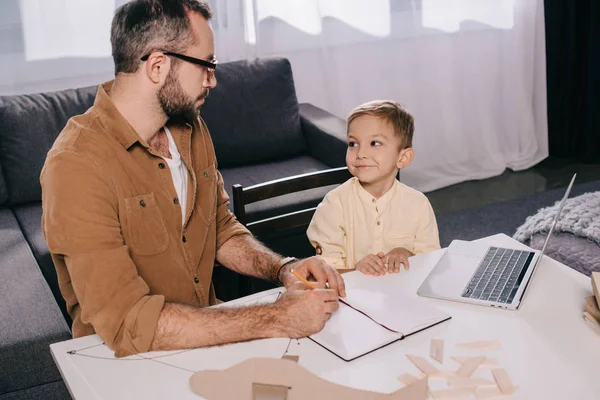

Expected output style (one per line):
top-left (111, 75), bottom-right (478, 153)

top-left (417, 173), bottom-right (577, 310)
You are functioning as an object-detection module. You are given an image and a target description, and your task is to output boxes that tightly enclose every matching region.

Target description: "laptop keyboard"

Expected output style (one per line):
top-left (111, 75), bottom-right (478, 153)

top-left (461, 247), bottom-right (535, 304)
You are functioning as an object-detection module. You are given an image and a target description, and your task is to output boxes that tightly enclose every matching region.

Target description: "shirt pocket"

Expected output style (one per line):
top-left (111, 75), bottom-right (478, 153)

top-left (124, 192), bottom-right (169, 256)
top-left (195, 163), bottom-right (217, 226)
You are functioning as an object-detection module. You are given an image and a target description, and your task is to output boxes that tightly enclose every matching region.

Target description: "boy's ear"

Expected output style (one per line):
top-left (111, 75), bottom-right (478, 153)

top-left (397, 147), bottom-right (414, 169)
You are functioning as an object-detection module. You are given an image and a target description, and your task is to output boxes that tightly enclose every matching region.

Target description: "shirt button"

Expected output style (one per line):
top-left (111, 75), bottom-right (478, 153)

top-left (194, 277), bottom-right (199, 283)
top-left (203, 171), bottom-right (209, 178)
top-left (173, 197), bottom-right (179, 205)
top-left (182, 235), bottom-right (187, 243)
top-left (377, 221), bottom-right (381, 226)
top-left (139, 199), bottom-right (146, 207)
top-left (158, 162), bottom-right (165, 169)
top-left (372, 199), bottom-right (376, 203)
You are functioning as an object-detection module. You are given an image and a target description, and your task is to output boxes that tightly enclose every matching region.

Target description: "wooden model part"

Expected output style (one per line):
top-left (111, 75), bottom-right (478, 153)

top-left (592, 272), bottom-right (600, 310)
top-left (189, 357), bottom-right (428, 400)
top-left (451, 356), bottom-right (499, 369)
top-left (430, 339), bottom-right (444, 364)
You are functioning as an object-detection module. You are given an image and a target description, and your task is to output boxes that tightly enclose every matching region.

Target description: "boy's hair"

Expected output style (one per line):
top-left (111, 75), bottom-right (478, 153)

top-left (347, 100), bottom-right (414, 148)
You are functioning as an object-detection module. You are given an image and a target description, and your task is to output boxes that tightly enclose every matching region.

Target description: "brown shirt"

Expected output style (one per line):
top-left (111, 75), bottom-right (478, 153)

top-left (41, 82), bottom-right (250, 357)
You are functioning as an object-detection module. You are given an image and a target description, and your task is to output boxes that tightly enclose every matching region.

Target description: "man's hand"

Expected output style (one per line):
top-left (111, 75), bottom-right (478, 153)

top-left (272, 282), bottom-right (340, 337)
top-left (384, 247), bottom-right (414, 273)
top-left (355, 253), bottom-right (387, 276)
top-left (279, 256), bottom-right (346, 297)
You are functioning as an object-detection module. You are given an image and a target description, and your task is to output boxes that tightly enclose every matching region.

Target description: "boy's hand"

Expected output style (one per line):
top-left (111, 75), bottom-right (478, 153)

top-left (384, 247), bottom-right (414, 273)
top-left (355, 254), bottom-right (387, 276)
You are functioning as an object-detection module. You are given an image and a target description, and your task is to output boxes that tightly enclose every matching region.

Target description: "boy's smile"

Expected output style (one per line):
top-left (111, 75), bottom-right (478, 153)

top-left (346, 114), bottom-right (413, 198)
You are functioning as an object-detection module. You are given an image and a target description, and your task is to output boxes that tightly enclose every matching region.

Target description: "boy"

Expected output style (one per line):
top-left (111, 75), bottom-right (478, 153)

top-left (307, 100), bottom-right (440, 275)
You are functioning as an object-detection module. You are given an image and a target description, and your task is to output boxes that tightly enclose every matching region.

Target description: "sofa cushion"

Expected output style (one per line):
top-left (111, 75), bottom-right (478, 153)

top-left (0, 169), bottom-right (7, 207)
top-left (0, 208), bottom-right (71, 395)
top-left (220, 155), bottom-right (338, 222)
top-left (12, 203), bottom-right (70, 325)
top-left (0, 380), bottom-right (71, 400)
top-left (0, 86), bottom-right (97, 206)
top-left (201, 57), bottom-right (307, 168)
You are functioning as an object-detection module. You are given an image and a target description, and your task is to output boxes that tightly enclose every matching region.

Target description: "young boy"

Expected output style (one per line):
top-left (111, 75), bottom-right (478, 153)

top-left (307, 100), bottom-right (440, 276)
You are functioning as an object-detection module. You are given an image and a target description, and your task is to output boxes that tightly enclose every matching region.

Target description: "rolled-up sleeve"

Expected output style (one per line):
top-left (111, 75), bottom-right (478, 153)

top-left (214, 170), bottom-right (250, 249)
top-left (41, 149), bottom-right (164, 357)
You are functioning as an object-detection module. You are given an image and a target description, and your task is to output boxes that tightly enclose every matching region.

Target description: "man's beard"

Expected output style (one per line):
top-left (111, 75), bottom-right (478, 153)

top-left (158, 69), bottom-right (208, 125)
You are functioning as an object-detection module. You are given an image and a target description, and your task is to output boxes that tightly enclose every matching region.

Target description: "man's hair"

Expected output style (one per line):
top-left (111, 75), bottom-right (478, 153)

top-left (347, 100), bottom-right (414, 149)
top-left (111, 0), bottom-right (213, 74)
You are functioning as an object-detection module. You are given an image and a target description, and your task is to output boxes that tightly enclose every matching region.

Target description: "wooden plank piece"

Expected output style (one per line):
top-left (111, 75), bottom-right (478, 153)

top-left (457, 356), bottom-right (485, 378)
top-left (430, 339), bottom-right (444, 363)
top-left (406, 354), bottom-right (439, 374)
top-left (491, 369), bottom-right (518, 394)
top-left (430, 387), bottom-right (473, 399)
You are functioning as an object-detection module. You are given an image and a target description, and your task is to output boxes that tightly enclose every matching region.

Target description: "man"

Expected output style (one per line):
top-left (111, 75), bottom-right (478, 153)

top-left (41, 0), bottom-right (345, 357)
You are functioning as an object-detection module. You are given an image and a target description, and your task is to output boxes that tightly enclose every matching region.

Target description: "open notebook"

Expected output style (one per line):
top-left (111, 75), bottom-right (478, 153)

top-left (309, 271), bottom-right (451, 361)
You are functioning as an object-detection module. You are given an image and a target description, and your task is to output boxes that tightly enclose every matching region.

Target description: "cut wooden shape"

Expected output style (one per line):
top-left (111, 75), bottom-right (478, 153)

top-left (282, 355), bottom-right (299, 363)
top-left (430, 339), bottom-right (444, 363)
top-left (585, 296), bottom-right (600, 321)
top-left (406, 354), bottom-right (439, 374)
top-left (456, 340), bottom-right (501, 351)
top-left (447, 377), bottom-right (495, 388)
top-left (475, 385), bottom-right (519, 399)
top-left (190, 358), bottom-right (429, 400)
top-left (253, 383), bottom-right (289, 400)
top-left (429, 370), bottom-right (459, 380)
top-left (457, 356), bottom-right (485, 378)
top-left (592, 272), bottom-right (600, 309)
top-left (430, 387), bottom-right (473, 399)
top-left (451, 356), bottom-right (499, 368)
top-left (491, 369), bottom-right (518, 394)
top-left (397, 373), bottom-right (420, 386)
top-left (583, 312), bottom-right (600, 335)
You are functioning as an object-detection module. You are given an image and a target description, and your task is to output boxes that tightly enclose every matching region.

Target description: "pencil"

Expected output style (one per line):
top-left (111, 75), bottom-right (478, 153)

top-left (290, 269), bottom-right (317, 289)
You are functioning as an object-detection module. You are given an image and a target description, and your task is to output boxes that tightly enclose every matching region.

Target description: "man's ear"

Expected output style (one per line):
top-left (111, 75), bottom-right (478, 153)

top-left (397, 147), bottom-right (414, 169)
top-left (144, 52), bottom-right (169, 84)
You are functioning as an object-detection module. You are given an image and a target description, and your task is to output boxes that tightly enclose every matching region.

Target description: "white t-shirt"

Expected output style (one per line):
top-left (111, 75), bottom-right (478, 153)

top-left (162, 126), bottom-right (189, 226)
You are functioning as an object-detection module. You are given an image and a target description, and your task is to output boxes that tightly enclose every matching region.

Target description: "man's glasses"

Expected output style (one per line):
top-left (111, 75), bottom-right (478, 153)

top-left (141, 51), bottom-right (218, 75)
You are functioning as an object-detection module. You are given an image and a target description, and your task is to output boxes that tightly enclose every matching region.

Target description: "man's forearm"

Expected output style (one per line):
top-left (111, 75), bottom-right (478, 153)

top-left (150, 302), bottom-right (284, 351)
top-left (216, 234), bottom-right (281, 280)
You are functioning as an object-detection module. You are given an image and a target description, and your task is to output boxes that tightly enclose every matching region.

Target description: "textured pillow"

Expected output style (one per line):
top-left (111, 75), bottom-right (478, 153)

top-left (0, 86), bottom-right (97, 205)
top-left (200, 57), bottom-right (307, 167)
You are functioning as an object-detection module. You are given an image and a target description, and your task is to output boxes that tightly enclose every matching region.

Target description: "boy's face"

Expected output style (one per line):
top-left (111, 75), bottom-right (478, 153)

top-left (346, 115), bottom-right (413, 190)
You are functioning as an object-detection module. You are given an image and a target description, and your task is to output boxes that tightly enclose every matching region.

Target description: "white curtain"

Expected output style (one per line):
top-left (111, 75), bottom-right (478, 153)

top-left (0, 0), bottom-right (548, 193)
top-left (213, 0), bottom-right (548, 192)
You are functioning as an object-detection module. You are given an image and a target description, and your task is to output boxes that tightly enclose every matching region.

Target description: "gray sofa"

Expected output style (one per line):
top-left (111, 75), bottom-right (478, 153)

top-left (0, 57), bottom-right (347, 399)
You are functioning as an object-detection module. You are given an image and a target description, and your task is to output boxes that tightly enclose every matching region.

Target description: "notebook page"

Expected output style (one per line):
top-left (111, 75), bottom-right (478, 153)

top-left (309, 302), bottom-right (403, 361)
top-left (341, 273), bottom-right (450, 335)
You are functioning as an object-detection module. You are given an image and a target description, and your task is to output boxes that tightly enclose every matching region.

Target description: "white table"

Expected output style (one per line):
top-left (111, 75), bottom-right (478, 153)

top-left (50, 234), bottom-right (600, 399)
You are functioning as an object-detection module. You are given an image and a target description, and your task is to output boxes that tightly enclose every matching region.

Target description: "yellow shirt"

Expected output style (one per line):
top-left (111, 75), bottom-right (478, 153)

top-left (307, 177), bottom-right (440, 269)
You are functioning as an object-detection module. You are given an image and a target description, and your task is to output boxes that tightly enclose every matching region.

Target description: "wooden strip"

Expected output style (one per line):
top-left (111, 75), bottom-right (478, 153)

top-left (585, 296), bottom-right (600, 320)
top-left (456, 340), bottom-right (502, 351)
top-left (475, 386), bottom-right (510, 399)
top-left (397, 373), bottom-right (419, 386)
top-left (457, 356), bottom-right (485, 377)
top-left (451, 356), bottom-right (499, 368)
top-left (592, 272), bottom-right (600, 309)
top-left (447, 377), bottom-right (495, 388)
top-left (430, 387), bottom-right (473, 399)
top-left (430, 339), bottom-right (444, 363)
top-left (491, 369), bottom-right (517, 394)
top-left (406, 354), bottom-right (438, 374)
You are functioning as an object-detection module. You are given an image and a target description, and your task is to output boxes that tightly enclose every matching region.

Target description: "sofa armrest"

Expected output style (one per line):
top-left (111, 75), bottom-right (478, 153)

top-left (299, 103), bottom-right (347, 168)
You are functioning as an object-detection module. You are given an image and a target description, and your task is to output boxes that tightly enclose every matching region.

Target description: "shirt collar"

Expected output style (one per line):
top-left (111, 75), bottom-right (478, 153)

top-left (354, 177), bottom-right (400, 211)
top-left (92, 81), bottom-right (193, 150)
